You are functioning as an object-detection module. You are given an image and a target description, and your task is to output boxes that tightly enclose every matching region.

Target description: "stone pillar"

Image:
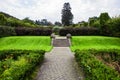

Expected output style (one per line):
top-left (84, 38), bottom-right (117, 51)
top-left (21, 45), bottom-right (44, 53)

top-left (66, 33), bottom-right (72, 46)
top-left (50, 33), bottom-right (55, 46)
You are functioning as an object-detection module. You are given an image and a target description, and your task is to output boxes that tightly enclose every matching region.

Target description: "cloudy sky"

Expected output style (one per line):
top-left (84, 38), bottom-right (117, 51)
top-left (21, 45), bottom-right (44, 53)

top-left (0, 0), bottom-right (120, 23)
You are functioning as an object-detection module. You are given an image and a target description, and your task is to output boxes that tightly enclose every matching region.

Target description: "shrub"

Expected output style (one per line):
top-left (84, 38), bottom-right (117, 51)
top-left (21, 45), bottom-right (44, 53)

top-left (15, 27), bottom-right (52, 36)
top-left (0, 26), bottom-right (16, 37)
top-left (90, 49), bottom-right (120, 62)
top-left (0, 58), bottom-right (13, 75)
top-left (0, 50), bottom-right (32, 60)
top-left (0, 50), bottom-right (45, 80)
top-left (52, 26), bottom-right (62, 35)
top-left (92, 20), bottom-right (101, 28)
top-left (75, 49), bottom-right (120, 80)
top-left (6, 17), bottom-right (36, 27)
top-left (59, 27), bottom-right (100, 36)
top-left (0, 14), bottom-right (7, 25)
top-left (106, 17), bottom-right (120, 37)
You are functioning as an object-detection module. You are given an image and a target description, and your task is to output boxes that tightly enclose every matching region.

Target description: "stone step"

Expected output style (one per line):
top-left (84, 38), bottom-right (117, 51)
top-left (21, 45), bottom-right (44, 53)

top-left (53, 39), bottom-right (70, 47)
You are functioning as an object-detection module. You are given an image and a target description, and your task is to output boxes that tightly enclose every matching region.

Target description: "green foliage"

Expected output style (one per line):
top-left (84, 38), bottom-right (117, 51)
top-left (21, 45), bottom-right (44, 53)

top-left (0, 36), bottom-right (52, 51)
top-left (59, 27), bottom-right (99, 36)
top-left (91, 50), bottom-right (120, 62)
top-left (88, 16), bottom-right (99, 27)
top-left (92, 20), bottom-right (100, 28)
top-left (106, 17), bottom-right (120, 37)
top-left (99, 12), bottom-right (110, 26)
top-left (0, 14), bottom-right (7, 25)
top-left (0, 26), bottom-right (52, 37)
top-left (52, 26), bottom-right (62, 35)
top-left (0, 26), bottom-right (16, 37)
top-left (75, 50), bottom-right (120, 80)
top-left (62, 3), bottom-right (73, 26)
top-left (0, 50), bottom-right (45, 80)
top-left (87, 12), bottom-right (120, 37)
top-left (71, 36), bottom-right (120, 51)
top-left (22, 17), bottom-right (35, 25)
top-left (0, 58), bottom-right (13, 75)
top-left (6, 17), bottom-right (36, 27)
top-left (0, 12), bottom-right (37, 27)
top-left (0, 12), bottom-right (16, 19)
top-left (78, 21), bottom-right (88, 27)
top-left (54, 21), bottom-right (62, 26)
top-left (15, 27), bottom-right (52, 36)
top-left (6, 18), bottom-right (20, 27)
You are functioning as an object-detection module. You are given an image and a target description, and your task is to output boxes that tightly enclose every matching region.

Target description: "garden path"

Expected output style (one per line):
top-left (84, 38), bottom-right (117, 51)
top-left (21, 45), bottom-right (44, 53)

top-left (35, 37), bottom-right (84, 80)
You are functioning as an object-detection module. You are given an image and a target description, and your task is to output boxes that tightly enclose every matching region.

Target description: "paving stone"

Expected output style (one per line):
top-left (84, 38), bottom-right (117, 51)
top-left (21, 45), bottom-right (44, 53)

top-left (35, 47), bottom-right (84, 80)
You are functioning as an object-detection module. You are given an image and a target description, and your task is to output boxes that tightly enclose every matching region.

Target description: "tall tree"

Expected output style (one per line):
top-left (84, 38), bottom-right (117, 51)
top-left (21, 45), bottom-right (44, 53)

top-left (61, 2), bottom-right (73, 26)
top-left (99, 12), bottom-right (110, 26)
top-left (99, 12), bottom-right (111, 35)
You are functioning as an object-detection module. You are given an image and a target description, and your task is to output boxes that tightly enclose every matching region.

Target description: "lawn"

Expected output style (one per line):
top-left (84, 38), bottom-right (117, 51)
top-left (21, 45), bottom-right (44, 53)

top-left (71, 36), bottom-right (120, 51)
top-left (0, 36), bottom-right (52, 51)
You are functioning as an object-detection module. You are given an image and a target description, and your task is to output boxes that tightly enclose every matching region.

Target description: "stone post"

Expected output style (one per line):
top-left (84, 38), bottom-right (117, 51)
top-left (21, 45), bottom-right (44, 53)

top-left (66, 33), bottom-right (72, 46)
top-left (50, 33), bottom-right (55, 46)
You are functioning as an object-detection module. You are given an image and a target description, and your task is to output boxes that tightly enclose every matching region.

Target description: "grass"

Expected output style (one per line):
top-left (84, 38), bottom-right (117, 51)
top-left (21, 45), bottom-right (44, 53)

top-left (71, 36), bottom-right (120, 51)
top-left (0, 36), bottom-right (52, 51)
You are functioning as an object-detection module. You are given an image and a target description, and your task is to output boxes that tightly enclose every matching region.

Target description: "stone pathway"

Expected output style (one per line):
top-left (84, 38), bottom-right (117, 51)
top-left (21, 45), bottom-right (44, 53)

top-left (35, 47), bottom-right (84, 80)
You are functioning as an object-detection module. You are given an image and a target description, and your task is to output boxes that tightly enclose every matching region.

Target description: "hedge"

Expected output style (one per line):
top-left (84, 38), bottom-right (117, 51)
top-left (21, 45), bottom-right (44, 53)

top-left (75, 49), bottom-right (120, 80)
top-left (0, 50), bottom-right (39, 60)
top-left (90, 49), bottom-right (120, 62)
top-left (0, 26), bottom-right (52, 37)
top-left (0, 26), bottom-right (16, 37)
top-left (59, 27), bottom-right (100, 36)
top-left (0, 50), bottom-right (45, 80)
top-left (15, 27), bottom-right (52, 36)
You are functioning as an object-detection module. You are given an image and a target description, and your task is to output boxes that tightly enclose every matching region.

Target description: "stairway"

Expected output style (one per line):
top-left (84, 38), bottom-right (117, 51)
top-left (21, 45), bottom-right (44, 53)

top-left (53, 39), bottom-right (70, 47)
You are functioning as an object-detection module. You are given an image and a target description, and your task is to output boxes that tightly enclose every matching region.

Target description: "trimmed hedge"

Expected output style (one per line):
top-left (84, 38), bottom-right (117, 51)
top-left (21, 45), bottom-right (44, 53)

top-left (15, 27), bottom-right (52, 36)
top-left (0, 58), bottom-right (13, 75)
top-left (0, 26), bottom-right (16, 37)
top-left (59, 27), bottom-right (100, 36)
top-left (0, 50), bottom-right (40, 60)
top-left (91, 49), bottom-right (120, 62)
top-left (75, 49), bottom-right (120, 80)
top-left (0, 50), bottom-right (45, 80)
top-left (0, 26), bottom-right (52, 37)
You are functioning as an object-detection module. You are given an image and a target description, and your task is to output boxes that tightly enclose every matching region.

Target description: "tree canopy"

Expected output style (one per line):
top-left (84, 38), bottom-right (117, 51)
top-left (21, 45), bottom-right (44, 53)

top-left (61, 2), bottom-right (73, 26)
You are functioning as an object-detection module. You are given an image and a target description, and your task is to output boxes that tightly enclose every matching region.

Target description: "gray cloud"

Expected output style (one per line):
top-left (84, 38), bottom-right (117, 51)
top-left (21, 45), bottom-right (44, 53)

top-left (0, 0), bottom-right (120, 23)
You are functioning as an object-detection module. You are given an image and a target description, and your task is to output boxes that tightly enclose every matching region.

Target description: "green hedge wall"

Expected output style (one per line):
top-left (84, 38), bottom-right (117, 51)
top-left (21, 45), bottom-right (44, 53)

top-left (0, 50), bottom-right (45, 80)
top-left (0, 26), bottom-right (16, 37)
top-left (59, 27), bottom-right (100, 36)
top-left (0, 26), bottom-right (52, 37)
top-left (75, 49), bottom-right (120, 80)
top-left (15, 27), bottom-right (52, 36)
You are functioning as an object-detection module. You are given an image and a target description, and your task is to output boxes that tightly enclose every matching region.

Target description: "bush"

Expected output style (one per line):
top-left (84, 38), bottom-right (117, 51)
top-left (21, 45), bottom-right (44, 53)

top-left (0, 58), bottom-right (13, 75)
top-left (91, 49), bottom-right (120, 62)
top-left (0, 50), bottom-right (34, 60)
top-left (0, 26), bottom-right (16, 37)
top-left (15, 27), bottom-right (52, 36)
top-left (92, 20), bottom-right (101, 28)
top-left (6, 17), bottom-right (36, 27)
top-left (0, 26), bottom-right (52, 37)
top-left (52, 26), bottom-right (62, 35)
top-left (0, 14), bottom-right (7, 25)
top-left (59, 27), bottom-right (100, 36)
top-left (106, 17), bottom-right (120, 37)
top-left (75, 49), bottom-right (120, 80)
top-left (0, 50), bottom-right (45, 80)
